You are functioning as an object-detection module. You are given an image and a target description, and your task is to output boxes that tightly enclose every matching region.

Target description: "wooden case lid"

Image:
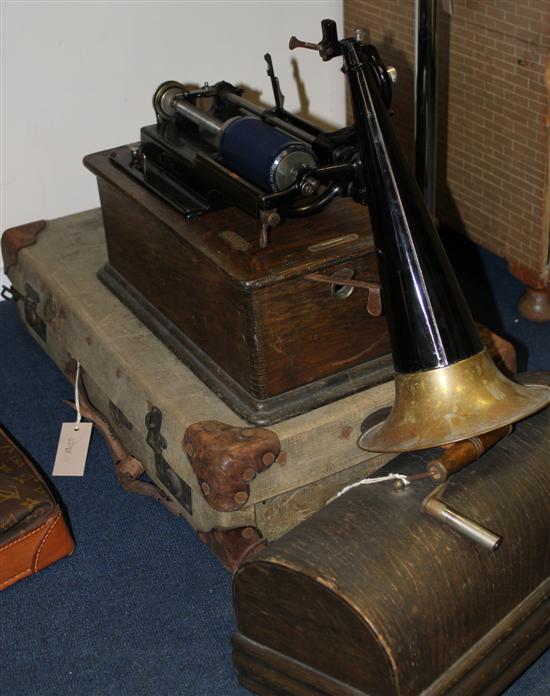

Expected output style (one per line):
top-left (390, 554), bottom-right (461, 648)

top-left (233, 382), bottom-right (550, 695)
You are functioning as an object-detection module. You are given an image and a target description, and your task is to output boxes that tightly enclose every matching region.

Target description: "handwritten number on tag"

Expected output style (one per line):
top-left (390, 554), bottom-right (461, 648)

top-left (53, 422), bottom-right (93, 476)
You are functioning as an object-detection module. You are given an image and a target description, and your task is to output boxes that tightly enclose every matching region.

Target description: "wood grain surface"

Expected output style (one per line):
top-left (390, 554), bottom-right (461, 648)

top-left (87, 149), bottom-right (391, 399)
top-left (233, 379), bottom-right (550, 695)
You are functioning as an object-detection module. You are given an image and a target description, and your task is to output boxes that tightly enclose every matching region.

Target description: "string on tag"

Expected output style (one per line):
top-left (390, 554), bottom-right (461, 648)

top-left (53, 361), bottom-right (92, 476)
top-left (327, 473), bottom-right (411, 505)
top-left (74, 362), bottom-right (82, 431)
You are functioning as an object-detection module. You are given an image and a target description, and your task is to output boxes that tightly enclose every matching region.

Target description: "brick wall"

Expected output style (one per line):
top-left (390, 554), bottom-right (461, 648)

top-left (344, 0), bottom-right (550, 286)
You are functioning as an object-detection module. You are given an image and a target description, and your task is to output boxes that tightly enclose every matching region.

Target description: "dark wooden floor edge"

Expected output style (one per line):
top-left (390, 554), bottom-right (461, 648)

top-left (97, 262), bottom-right (394, 425)
top-left (483, 630), bottom-right (550, 696)
top-left (238, 675), bottom-right (296, 696)
top-left (232, 633), bottom-right (366, 696)
top-left (232, 579), bottom-right (550, 696)
top-left (425, 578), bottom-right (550, 696)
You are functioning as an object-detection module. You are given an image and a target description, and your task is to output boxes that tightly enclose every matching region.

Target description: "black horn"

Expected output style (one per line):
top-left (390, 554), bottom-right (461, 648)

top-left (335, 29), bottom-right (550, 452)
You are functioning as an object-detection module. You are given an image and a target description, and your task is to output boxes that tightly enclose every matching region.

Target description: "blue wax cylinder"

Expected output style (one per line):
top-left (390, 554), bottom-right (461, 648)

top-left (219, 116), bottom-right (316, 192)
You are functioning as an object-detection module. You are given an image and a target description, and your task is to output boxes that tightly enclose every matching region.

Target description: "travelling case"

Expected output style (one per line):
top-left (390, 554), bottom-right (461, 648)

top-left (2, 210), bottom-right (515, 569)
top-left (2, 210), bottom-right (395, 568)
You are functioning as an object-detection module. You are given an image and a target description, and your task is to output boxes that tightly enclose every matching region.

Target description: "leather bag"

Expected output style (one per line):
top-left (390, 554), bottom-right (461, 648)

top-left (0, 426), bottom-right (75, 590)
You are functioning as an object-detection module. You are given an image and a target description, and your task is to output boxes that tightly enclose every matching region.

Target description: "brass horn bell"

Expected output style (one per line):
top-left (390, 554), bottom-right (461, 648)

top-left (359, 349), bottom-right (550, 452)
top-left (332, 30), bottom-right (550, 453)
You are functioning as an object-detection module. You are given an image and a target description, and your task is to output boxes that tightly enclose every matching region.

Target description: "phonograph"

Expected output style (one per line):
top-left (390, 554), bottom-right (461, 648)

top-left (83, 10), bottom-right (550, 539)
top-left (83, 21), bottom-right (401, 425)
top-left (101, 35), bottom-right (394, 245)
top-left (84, 16), bottom-right (550, 438)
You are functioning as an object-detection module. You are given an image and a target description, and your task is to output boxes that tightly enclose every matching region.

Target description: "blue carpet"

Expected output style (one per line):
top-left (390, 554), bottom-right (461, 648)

top-left (0, 240), bottom-right (549, 695)
top-left (0, 301), bottom-right (242, 696)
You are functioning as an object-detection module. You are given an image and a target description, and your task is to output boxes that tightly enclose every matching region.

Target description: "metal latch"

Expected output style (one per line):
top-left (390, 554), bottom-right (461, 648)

top-left (1, 284), bottom-right (23, 303)
top-left (2, 283), bottom-right (47, 341)
top-left (306, 272), bottom-right (382, 316)
top-left (145, 406), bottom-right (192, 514)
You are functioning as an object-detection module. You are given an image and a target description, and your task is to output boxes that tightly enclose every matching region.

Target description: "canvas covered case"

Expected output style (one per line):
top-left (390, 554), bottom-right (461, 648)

top-left (2, 210), bottom-right (517, 569)
top-left (232, 387), bottom-right (550, 695)
top-left (2, 210), bottom-right (399, 568)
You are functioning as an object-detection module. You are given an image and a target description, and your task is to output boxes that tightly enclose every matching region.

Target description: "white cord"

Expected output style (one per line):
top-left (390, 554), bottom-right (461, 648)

top-left (74, 362), bottom-right (82, 430)
top-left (327, 473), bottom-right (410, 505)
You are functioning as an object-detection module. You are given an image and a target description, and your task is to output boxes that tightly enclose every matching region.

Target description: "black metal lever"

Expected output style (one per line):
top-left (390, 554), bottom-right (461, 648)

top-left (264, 53), bottom-right (284, 109)
top-left (289, 18), bottom-right (342, 61)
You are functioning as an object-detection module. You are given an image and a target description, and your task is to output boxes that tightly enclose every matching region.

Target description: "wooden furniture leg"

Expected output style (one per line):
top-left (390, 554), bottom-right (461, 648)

top-left (518, 286), bottom-right (550, 323)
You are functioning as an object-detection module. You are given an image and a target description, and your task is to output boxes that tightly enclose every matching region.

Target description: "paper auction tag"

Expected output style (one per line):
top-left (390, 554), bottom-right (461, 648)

top-left (53, 422), bottom-right (93, 476)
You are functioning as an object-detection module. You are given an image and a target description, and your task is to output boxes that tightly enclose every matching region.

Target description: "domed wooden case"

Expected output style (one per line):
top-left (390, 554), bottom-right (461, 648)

top-left (233, 389), bottom-right (550, 695)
